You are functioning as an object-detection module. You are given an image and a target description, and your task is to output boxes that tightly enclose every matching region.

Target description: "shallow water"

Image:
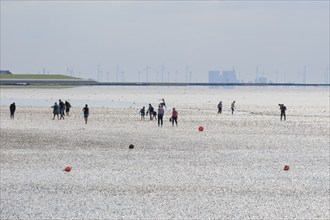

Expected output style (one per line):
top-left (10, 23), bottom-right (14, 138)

top-left (1, 86), bottom-right (329, 109)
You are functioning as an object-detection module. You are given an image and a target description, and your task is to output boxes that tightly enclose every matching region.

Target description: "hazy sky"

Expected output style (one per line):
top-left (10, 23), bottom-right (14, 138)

top-left (1, 1), bottom-right (329, 83)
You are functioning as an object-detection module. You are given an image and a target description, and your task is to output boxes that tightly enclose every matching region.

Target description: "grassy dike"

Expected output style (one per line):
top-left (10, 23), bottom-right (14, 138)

top-left (0, 74), bottom-right (80, 80)
top-left (0, 74), bottom-right (98, 87)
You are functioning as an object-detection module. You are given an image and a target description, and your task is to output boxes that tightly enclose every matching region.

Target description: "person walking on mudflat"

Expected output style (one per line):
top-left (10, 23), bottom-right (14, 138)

top-left (279, 104), bottom-right (287, 121)
top-left (10, 102), bottom-right (16, 119)
top-left (59, 99), bottom-right (65, 119)
top-left (160, 98), bottom-right (166, 108)
top-left (231, 101), bottom-right (236, 114)
top-left (140, 106), bottom-right (146, 121)
top-left (217, 101), bottom-right (222, 114)
top-left (65, 101), bottom-right (71, 116)
top-left (148, 104), bottom-right (154, 120)
top-left (82, 104), bottom-right (89, 124)
top-left (171, 108), bottom-right (178, 127)
top-left (52, 102), bottom-right (60, 120)
top-left (157, 105), bottom-right (164, 127)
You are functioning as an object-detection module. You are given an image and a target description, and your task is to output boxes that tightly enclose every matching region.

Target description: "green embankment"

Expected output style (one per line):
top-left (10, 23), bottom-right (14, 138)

top-left (0, 74), bottom-right (80, 80)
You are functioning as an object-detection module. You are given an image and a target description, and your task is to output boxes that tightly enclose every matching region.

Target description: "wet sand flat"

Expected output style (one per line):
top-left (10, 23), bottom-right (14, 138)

top-left (0, 87), bottom-right (329, 219)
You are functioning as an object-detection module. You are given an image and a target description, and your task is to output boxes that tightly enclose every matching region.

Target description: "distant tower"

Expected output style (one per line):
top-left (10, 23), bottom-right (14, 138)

top-left (175, 69), bottom-right (178, 82)
top-left (97, 64), bottom-right (100, 81)
top-left (116, 66), bottom-right (119, 82)
top-left (161, 65), bottom-right (164, 83)
top-left (303, 65), bottom-right (306, 84)
top-left (66, 67), bottom-right (74, 77)
top-left (121, 71), bottom-right (124, 82)
top-left (275, 70), bottom-right (278, 83)
top-left (325, 65), bottom-right (329, 84)
top-left (185, 65), bottom-right (188, 83)
top-left (146, 65), bottom-right (149, 82)
top-left (255, 66), bottom-right (259, 82)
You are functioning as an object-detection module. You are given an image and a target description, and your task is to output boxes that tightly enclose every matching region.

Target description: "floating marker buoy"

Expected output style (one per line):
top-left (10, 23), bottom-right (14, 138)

top-left (198, 126), bottom-right (204, 132)
top-left (283, 165), bottom-right (289, 171)
top-left (129, 144), bottom-right (134, 149)
top-left (64, 166), bottom-right (72, 172)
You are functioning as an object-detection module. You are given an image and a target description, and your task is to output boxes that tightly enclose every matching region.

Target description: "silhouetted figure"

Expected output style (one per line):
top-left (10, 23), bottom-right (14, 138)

top-left (148, 104), bottom-right (154, 120)
top-left (59, 99), bottom-right (65, 119)
top-left (152, 111), bottom-right (157, 120)
top-left (158, 105), bottom-right (164, 127)
top-left (65, 101), bottom-right (71, 116)
top-left (279, 104), bottom-right (287, 121)
top-left (160, 98), bottom-right (166, 108)
top-left (231, 101), bottom-right (236, 114)
top-left (52, 102), bottom-right (60, 120)
top-left (140, 106), bottom-right (145, 121)
top-left (171, 108), bottom-right (178, 126)
top-left (217, 101), bottom-right (222, 114)
top-left (82, 104), bottom-right (89, 124)
top-left (9, 102), bottom-right (16, 119)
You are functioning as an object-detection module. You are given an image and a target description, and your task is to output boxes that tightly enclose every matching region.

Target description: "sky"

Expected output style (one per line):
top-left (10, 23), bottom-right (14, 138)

top-left (1, 1), bottom-right (329, 83)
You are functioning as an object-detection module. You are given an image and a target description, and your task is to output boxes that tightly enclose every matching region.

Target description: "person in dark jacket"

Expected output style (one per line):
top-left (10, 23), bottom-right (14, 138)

top-left (157, 105), bottom-right (165, 127)
top-left (160, 98), bottom-right (166, 108)
top-left (279, 104), bottom-right (287, 121)
top-left (82, 104), bottom-right (89, 124)
top-left (148, 104), bottom-right (154, 120)
top-left (59, 99), bottom-right (65, 119)
top-left (217, 101), bottom-right (222, 114)
top-left (52, 102), bottom-right (60, 120)
top-left (10, 102), bottom-right (16, 119)
top-left (140, 106), bottom-right (146, 121)
top-left (65, 101), bottom-right (71, 116)
top-left (231, 101), bottom-right (236, 114)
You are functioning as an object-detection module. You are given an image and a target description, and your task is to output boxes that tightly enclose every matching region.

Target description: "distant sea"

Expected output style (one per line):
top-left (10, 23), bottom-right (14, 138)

top-left (0, 85), bottom-right (328, 108)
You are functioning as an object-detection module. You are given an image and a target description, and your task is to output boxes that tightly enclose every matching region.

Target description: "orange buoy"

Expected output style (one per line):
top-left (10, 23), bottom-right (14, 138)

top-left (64, 166), bottom-right (72, 172)
top-left (198, 126), bottom-right (204, 131)
top-left (283, 165), bottom-right (289, 171)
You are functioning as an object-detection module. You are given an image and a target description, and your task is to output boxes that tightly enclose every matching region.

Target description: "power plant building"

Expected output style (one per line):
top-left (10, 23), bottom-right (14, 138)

top-left (208, 70), bottom-right (239, 83)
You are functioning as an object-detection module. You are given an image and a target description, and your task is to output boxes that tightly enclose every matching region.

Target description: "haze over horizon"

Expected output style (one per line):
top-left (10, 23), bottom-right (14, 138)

top-left (1, 1), bottom-right (329, 83)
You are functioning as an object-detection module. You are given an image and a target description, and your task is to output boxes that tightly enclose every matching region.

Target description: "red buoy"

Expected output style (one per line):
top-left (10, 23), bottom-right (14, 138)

top-left (198, 126), bottom-right (204, 132)
top-left (64, 166), bottom-right (72, 172)
top-left (283, 165), bottom-right (289, 171)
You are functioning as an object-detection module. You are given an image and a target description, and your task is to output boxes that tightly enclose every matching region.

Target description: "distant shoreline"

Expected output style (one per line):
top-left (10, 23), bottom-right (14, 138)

top-left (0, 79), bottom-right (329, 87)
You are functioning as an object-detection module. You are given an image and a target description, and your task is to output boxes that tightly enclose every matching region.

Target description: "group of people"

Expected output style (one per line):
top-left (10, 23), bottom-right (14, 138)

top-left (9, 98), bottom-right (287, 124)
top-left (217, 101), bottom-right (236, 114)
top-left (51, 100), bottom-right (89, 124)
top-left (139, 104), bottom-right (157, 121)
top-left (51, 100), bottom-right (71, 120)
top-left (217, 100), bottom-right (287, 120)
top-left (140, 98), bottom-right (178, 127)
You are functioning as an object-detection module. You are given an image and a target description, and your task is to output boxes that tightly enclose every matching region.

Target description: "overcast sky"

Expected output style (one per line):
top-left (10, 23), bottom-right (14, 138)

top-left (1, 1), bottom-right (329, 83)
